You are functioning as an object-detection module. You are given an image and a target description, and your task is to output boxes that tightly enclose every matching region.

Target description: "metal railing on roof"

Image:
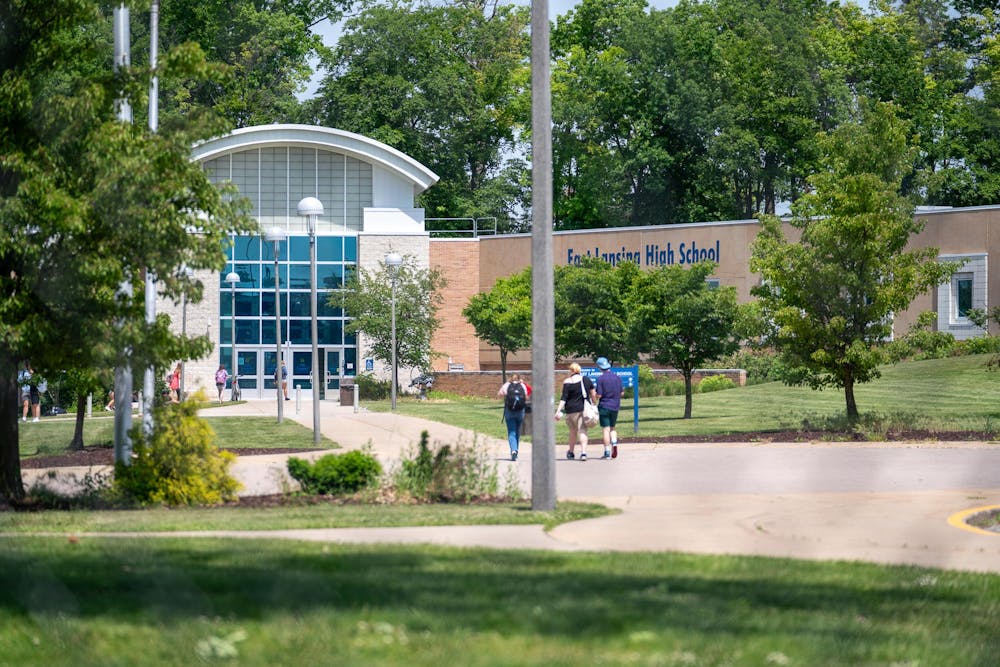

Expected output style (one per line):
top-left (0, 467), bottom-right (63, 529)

top-left (425, 217), bottom-right (498, 238)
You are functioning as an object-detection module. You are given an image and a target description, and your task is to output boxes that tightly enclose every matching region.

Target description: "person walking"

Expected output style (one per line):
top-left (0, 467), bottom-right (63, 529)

top-left (555, 362), bottom-right (595, 461)
top-left (18, 362), bottom-right (32, 422)
top-left (214, 365), bottom-right (229, 404)
top-left (497, 374), bottom-right (529, 461)
top-left (594, 357), bottom-right (624, 459)
top-left (281, 360), bottom-right (290, 400)
top-left (169, 364), bottom-right (181, 403)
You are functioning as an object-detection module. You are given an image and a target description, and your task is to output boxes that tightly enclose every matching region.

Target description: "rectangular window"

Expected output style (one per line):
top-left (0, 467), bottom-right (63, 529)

top-left (956, 273), bottom-right (973, 318)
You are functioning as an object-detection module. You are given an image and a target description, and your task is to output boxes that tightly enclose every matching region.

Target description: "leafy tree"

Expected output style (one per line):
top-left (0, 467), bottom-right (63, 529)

top-left (306, 0), bottom-right (530, 224)
top-left (749, 102), bottom-right (957, 421)
top-left (339, 255), bottom-right (446, 394)
top-left (553, 258), bottom-right (642, 364)
top-left (628, 262), bottom-right (741, 419)
top-left (462, 268), bottom-right (532, 381)
top-left (0, 1), bottom-right (255, 502)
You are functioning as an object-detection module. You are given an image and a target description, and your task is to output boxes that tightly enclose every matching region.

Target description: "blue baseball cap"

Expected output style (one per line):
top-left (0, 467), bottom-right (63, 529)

top-left (596, 357), bottom-right (611, 370)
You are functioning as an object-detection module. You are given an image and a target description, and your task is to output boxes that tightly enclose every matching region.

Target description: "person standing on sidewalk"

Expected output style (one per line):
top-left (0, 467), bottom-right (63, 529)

top-left (555, 362), bottom-right (595, 461)
top-left (594, 357), bottom-right (624, 459)
top-left (281, 360), bottom-right (290, 400)
top-left (497, 374), bottom-right (529, 461)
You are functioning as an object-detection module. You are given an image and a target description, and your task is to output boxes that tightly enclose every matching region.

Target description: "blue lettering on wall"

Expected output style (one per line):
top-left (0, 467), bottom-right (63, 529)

top-left (568, 240), bottom-right (721, 267)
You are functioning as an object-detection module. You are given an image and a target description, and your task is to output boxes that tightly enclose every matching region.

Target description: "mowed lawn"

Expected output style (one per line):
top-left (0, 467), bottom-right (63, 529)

top-left (1, 538), bottom-right (998, 666)
top-left (384, 355), bottom-right (1000, 438)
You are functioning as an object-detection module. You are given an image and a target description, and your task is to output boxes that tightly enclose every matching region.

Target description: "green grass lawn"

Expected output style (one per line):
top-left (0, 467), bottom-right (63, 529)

top-left (1, 538), bottom-right (997, 666)
top-left (383, 354), bottom-right (1000, 439)
top-left (0, 501), bottom-right (612, 533)
top-left (18, 415), bottom-right (336, 460)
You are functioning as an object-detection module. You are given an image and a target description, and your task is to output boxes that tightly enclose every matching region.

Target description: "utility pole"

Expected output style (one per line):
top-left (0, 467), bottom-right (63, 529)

top-left (530, 0), bottom-right (556, 511)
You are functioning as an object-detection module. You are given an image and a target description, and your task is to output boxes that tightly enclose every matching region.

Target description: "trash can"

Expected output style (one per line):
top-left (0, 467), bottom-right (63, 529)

top-left (339, 384), bottom-right (354, 406)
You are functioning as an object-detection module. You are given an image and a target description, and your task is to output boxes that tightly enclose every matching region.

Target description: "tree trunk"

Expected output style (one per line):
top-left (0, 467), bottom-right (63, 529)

top-left (500, 348), bottom-right (508, 383)
top-left (0, 357), bottom-right (25, 503)
top-left (683, 370), bottom-right (694, 419)
top-left (844, 377), bottom-right (859, 423)
top-left (70, 393), bottom-right (87, 451)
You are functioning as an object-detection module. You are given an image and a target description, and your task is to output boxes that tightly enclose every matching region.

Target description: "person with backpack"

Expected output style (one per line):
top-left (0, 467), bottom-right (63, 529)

top-left (497, 374), bottom-right (529, 461)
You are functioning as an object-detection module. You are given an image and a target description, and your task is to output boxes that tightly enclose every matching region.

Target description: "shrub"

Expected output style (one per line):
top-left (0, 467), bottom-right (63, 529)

top-left (115, 397), bottom-right (240, 505)
top-left (354, 373), bottom-right (390, 400)
top-left (713, 348), bottom-right (790, 385)
top-left (287, 450), bottom-right (382, 495)
top-left (955, 335), bottom-right (1000, 356)
top-left (392, 430), bottom-right (520, 502)
top-left (698, 375), bottom-right (736, 392)
top-left (885, 311), bottom-right (956, 362)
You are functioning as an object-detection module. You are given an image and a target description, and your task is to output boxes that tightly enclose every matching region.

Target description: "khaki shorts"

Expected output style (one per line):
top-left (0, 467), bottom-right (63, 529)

top-left (565, 411), bottom-right (588, 432)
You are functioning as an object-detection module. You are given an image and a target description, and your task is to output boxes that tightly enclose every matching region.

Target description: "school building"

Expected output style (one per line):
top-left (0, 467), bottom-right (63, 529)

top-left (163, 124), bottom-right (1000, 398)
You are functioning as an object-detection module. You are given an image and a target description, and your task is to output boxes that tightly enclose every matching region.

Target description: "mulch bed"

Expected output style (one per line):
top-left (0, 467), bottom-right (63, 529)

top-left (20, 431), bottom-right (996, 470)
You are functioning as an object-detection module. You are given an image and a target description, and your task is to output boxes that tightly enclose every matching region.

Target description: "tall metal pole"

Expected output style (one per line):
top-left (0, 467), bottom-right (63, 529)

top-left (299, 197), bottom-right (324, 445)
top-left (390, 276), bottom-right (397, 411)
top-left (230, 278), bottom-right (237, 400)
top-left (143, 0), bottom-right (159, 434)
top-left (266, 228), bottom-right (286, 424)
top-left (112, 4), bottom-right (133, 465)
top-left (531, 0), bottom-right (556, 510)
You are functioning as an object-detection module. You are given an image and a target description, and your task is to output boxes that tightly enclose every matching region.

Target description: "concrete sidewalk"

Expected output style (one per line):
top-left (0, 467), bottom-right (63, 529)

top-left (19, 398), bottom-right (1000, 574)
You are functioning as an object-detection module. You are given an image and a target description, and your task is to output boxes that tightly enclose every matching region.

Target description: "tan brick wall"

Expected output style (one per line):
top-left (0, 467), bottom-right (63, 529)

top-left (158, 268), bottom-right (221, 397)
top-left (429, 240), bottom-right (481, 373)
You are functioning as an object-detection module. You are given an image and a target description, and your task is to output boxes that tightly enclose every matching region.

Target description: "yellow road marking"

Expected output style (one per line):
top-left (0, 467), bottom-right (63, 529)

top-left (948, 505), bottom-right (1000, 536)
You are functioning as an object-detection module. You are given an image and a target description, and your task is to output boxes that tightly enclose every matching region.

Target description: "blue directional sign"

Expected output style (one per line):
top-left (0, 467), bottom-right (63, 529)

top-left (582, 364), bottom-right (639, 433)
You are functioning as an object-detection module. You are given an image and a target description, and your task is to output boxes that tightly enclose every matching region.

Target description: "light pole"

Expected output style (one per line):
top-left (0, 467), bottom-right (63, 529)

top-left (298, 196), bottom-right (324, 445)
top-left (225, 270), bottom-right (240, 402)
top-left (384, 252), bottom-right (403, 410)
top-left (265, 227), bottom-right (286, 423)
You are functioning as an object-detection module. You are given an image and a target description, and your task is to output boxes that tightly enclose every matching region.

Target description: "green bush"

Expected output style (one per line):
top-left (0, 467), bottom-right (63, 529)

top-left (698, 375), bottom-right (736, 392)
top-left (954, 335), bottom-right (1000, 356)
top-left (354, 373), bottom-right (390, 400)
top-left (115, 398), bottom-right (240, 506)
top-left (287, 450), bottom-right (382, 495)
top-left (629, 365), bottom-right (686, 397)
top-left (713, 348), bottom-right (791, 385)
top-left (885, 312), bottom-right (956, 362)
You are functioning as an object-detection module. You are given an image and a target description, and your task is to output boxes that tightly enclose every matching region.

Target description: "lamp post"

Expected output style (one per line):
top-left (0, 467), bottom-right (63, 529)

top-left (297, 196), bottom-right (324, 445)
top-left (225, 271), bottom-right (240, 402)
top-left (265, 227), bottom-right (286, 423)
top-left (384, 252), bottom-right (403, 410)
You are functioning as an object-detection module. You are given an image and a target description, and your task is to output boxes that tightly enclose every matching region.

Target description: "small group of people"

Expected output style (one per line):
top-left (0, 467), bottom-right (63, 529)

top-left (497, 357), bottom-right (625, 462)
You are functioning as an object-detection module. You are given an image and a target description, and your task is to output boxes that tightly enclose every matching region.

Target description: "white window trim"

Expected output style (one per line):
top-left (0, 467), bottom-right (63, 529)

top-left (937, 254), bottom-right (988, 340)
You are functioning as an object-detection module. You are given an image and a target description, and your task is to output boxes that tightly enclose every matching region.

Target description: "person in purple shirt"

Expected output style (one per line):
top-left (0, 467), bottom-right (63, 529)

top-left (594, 357), bottom-right (624, 459)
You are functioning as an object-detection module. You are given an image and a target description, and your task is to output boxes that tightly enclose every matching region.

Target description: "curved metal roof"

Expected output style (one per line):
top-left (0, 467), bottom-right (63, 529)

top-left (191, 124), bottom-right (439, 194)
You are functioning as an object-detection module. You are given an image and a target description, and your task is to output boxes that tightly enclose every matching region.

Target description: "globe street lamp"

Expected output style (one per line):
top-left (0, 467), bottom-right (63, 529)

top-left (265, 227), bottom-right (286, 423)
top-left (297, 196), bottom-right (324, 445)
top-left (224, 270), bottom-right (240, 402)
top-left (384, 252), bottom-right (403, 410)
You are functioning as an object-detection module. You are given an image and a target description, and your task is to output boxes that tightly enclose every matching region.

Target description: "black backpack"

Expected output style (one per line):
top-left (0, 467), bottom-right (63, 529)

top-left (505, 382), bottom-right (526, 412)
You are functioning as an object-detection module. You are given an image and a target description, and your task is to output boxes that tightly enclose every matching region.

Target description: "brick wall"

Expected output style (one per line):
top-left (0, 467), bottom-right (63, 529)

top-left (429, 240), bottom-right (481, 373)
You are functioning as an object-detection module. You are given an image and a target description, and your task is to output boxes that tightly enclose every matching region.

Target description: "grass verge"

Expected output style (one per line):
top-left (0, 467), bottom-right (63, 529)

top-left (0, 501), bottom-right (611, 533)
top-left (1, 538), bottom-right (997, 666)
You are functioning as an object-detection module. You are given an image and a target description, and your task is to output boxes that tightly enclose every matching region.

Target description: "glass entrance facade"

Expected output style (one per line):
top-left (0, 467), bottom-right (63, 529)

top-left (219, 234), bottom-right (358, 397)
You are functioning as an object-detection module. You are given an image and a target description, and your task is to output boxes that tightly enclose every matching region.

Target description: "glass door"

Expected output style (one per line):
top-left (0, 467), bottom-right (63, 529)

top-left (325, 349), bottom-right (342, 394)
top-left (236, 350), bottom-right (259, 399)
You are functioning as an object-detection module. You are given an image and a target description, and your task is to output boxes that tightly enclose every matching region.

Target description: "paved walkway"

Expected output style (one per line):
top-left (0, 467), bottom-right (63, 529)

top-left (20, 399), bottom-right (1000, 574)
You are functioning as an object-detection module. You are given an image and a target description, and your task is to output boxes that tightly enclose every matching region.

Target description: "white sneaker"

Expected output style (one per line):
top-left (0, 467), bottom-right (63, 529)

top-left (32, 418), bottom-right (39, 423)
top-left (21, 416), bottom-right (26, 422)
top-left (579, 452), bottom-right (587, 461)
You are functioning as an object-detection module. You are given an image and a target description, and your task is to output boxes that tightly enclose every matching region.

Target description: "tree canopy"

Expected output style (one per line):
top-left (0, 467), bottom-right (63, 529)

top-left (463, 268), bottom-right (532, 381)
top-left (749, 101), bottom-right (957, 420)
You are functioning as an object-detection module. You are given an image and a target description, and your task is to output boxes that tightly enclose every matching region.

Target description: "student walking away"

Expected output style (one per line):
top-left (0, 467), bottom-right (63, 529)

top-left (497, 374), bottom-right (528, 461)
top-left (594, 357), bottom-right (624, 459)
top-left (281, 360), bottom-right (290, 400)
top-left (18, 362), bottom-right (32, 422)
top-left (555, 362), bottom-right (595, 461)
top-left (215, 365), bottom-right (229, 404)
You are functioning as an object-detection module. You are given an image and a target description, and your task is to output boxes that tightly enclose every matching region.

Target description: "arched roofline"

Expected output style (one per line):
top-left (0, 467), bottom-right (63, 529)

top-left (192, 124), bottom-right (439, 194)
